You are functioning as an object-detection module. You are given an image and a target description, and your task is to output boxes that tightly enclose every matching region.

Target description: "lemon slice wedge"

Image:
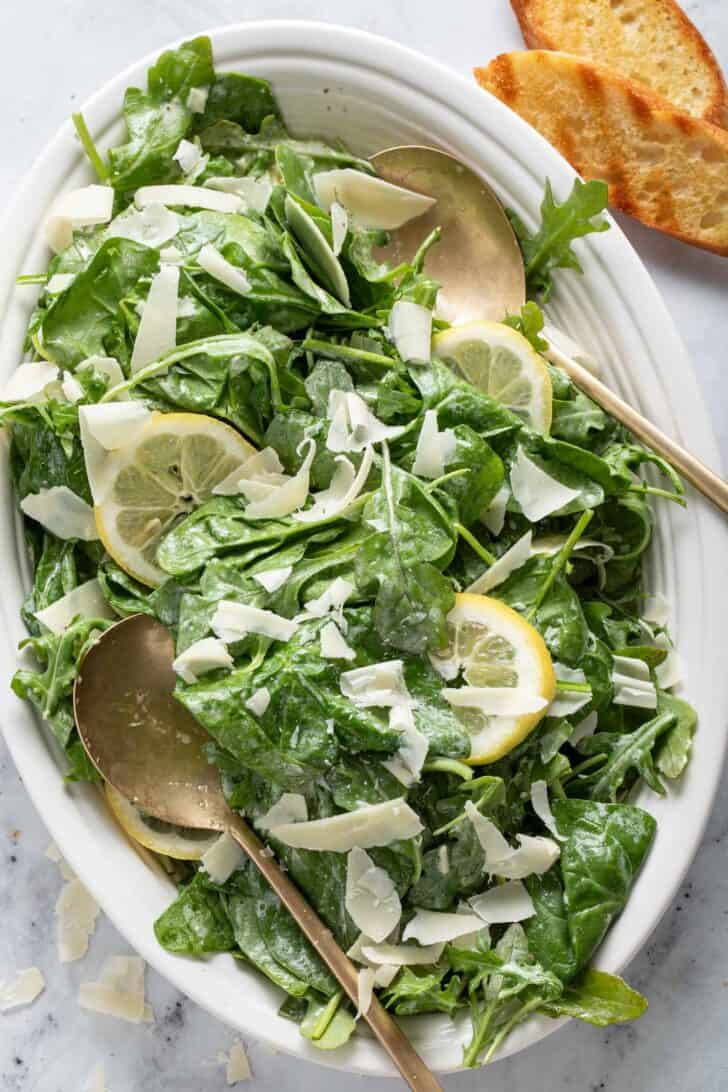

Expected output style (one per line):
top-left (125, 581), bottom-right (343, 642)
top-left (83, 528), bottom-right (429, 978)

top-left (104, 783), bottom-right (219, 860)
top-left (94, 411), bottom-right (256, 586)
top-left (432, 593), bottom-right (555, 764)
top-left (433, 321), bottom-right (552, 433)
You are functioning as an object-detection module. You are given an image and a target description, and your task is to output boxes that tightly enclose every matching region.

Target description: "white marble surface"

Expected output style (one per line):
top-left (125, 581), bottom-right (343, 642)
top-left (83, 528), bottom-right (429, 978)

top-left (1, 1), bottom-right (727, 1089)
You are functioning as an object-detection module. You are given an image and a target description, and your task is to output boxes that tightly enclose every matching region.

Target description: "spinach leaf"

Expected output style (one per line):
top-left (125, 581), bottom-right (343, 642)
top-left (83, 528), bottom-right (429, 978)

top-left (225, 891), bottom-right (310, 996)
top-left (542, 967), bottom-right (647, 1026)
top-left (154, 872), bottom-right (234, 953)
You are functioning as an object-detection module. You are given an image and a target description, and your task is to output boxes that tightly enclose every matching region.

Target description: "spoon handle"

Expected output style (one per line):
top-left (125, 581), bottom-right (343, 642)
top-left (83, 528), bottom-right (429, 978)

top-left (548, 345), bottom-right (728, 515)
top-left (226, 815), bottom-right (443, 1091)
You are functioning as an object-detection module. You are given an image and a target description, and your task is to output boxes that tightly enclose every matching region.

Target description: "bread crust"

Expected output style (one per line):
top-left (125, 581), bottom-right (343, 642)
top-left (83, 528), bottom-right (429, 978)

top-left (475, 51), bottom-right (728, 255)
top-left (510, 0), bottom-right (728, 126)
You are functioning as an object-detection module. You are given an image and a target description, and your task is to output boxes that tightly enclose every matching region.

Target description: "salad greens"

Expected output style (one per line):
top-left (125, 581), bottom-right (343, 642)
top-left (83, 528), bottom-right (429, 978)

top-left (5, 36), bottom-right (696, 1067)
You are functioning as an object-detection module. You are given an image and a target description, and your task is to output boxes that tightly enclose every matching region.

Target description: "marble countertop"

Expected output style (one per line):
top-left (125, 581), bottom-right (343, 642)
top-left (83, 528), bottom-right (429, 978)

top-left (1, 1), bottom-right (726, 1089)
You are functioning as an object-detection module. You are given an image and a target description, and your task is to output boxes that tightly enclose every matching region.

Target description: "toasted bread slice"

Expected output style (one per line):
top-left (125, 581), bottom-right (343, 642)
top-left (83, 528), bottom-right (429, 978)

top-left (475, 51), bottom-right (728, 255)
top-left (510, 0), bottom-right (728, 126)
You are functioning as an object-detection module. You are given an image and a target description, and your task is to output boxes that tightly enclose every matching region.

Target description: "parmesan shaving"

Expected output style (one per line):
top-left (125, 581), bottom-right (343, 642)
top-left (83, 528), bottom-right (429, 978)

top-left (466, 531), bottom-right (532, 595)
top-left (293, 446), bottom-right (374, 524)
top-left (442, 686), bottom-right (548, 715)
top-left (187, 86), bottom-right (209, 113)
top-left (330, 201), bottom-right (349, 255)
top-left (108, 203), bottom-right (179, 248)
top-left (245, 687), bottom-right (271, 717)
top-left (205, 176), bottom-right (272, 213)
top-left (465, 801), bottom-right (560, 878)
top-left (269, 797), bottom-right (422, 852)
top-left (1, 361), bottom-right (58, 402)
top-left (77, 356), bottom-right (126, 395)
top-left (548, 664), bottom-right (592, 717)
top-left (224, 1040), bottom-right (252, 1084)
top-left (244, 440), bottom-right (315, 519)
top-left (80, 402), bottom-right (152, 450)
top-left (135, 184), bottom-right (242, 213)
top-left (197, 243), bottom-right (251, 296)
top-left (78, 956), bottom-right (149, 1023)
top-left (201, 832), bottom-right (245, 884)
top-left (345, 846), bottom-right (401, 942)
top-left (35, 578), bottom-right (114, 635)
top-left (320, 621), bottom-right (356, 660)
top-left (257, 792), bottom-right (308, 831)
top-left (312, 169), bottom-right (435, 230)
top-left (21, 486), bottom-right (98, 541)
top-left (326, 390), bottom-right (404, 453)
top-left (56, 876), bottom-right (100, 962)
top-left (212, 601), bottom-right (298, 644)
top-left (340, 660), bottom-right (411, 708)
top-left (360, 941), bottom-right (444, 966)
top-left (412, 410), bottom-right (456, 479)
top-left (301, 577), bottom-right (354, 629)
top-left (356, 967), bottom-right (376, 1018)
top-left (173, 138), bottom-right (204, 176)
top-left (510, 446), bottom-right (579, 522)
top-left (469, 881), bottom-right (536, 924)
top-left (570, 711), bottom-right (598, 746)
top-left (61, 371), bottom-right (84, 402)
top-left (130, 265), bottom-right (179, 373)
top-left (530, 780), bottom-right (560, 840)
top-left (612, 655), bottom-right (657, 709)
top-left (382, 704), bottom-right (428, 787)
top-left (83, 1063), bottom-right (107, 1092)
top-left (44, 185), bottom-right (114, 253)
top-left (402, 909), bottom-right (486, 945)
top-left (642, 592), bottom-right (671, 627)
top-left (172, 637), bottom-right (233, 683)
top-left (252, 566), bottom-right (292, 593)
top-left (0, 967), bottom-right (45, 1011)
top-left (481, 484), bottom-right (509, 535)
top-left (388, 300), bottom-right (432, 363)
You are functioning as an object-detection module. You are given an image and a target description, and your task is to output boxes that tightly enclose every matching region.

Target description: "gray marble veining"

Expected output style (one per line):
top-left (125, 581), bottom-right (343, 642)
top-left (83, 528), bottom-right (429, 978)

top-left (1, 1), bottom-right (726, 1088)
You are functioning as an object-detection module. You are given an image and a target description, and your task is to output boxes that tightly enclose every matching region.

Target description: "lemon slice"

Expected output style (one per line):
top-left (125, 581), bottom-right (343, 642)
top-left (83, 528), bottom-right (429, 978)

top-left (104, 783), bottom-right (219, 860)
top-left (432, 593), bottom-right (555, 764)
top-left (433, 321), bottom-right (552, 433)
top-left (95, 412), bottom-right (256, 586)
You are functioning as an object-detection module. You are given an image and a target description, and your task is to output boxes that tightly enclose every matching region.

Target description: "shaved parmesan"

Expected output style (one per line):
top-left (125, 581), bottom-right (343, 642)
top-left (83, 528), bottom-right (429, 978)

top-left (205, 176), bottom-right (272, 213)
top-left (382, 704), bottom-right (429, 787)
top-left (61, 371), bottom-right (84, 402)
top-left (212, 601), bottom-right (298, 644)
top-left (388, 300), bottom-right (432, 363)
top-left (1, 361), bottom-right (58, 401)
top-left (330, 201), bottom-right (348, 255)
top-left (0, 967), bottom-right (45, 1011)
top-left (320, 621), bottom-right (356, 660)
top-left (402, 909), bottom-right (485, 946)
top-left (172, 637), bottom-right (233, 684)
top-left (198, 243), bottom-right (251, 297)
top-left (56, 876), bottom-right (100, 962)
top-left (548, 664), bottom-right (592, 718)
top-left (187, 86), bottom-right (209, 113)
top-left (80, 402), bottom-right (151, 450)
top-left (510, 447), bottom-right (579, 522)
top-left (135, 185), bottom-right (242, 213)
top-left (655, 647), bottom-right (683, 690)
top-left (613, 655), bottom-right (650, 681)
top-left (642, 592), bottom-right (671, 627)
top-left (173, 139), bottom-right (204, 176)
top-left (77, 355), bottom-right (126, 394)
top-left (313, 169), bottom-right (435, 230)
top-left (437, 845), bottom-right (450, 875)
top-left (245, 687), bottom-right (271, 717)
top-left (244, 440), bottom-right (315, 519)
top-left (345, 846), bottom-right (401, 942)
top-left (258, 792), bottom-right (308, 830)
top-left (44, 185), bottom-right (114, 253)
top-left (130, 265), bottom-right (179, 373)
top-left (326, 390), bottom-right (404, 453)
top-left (356, 967), bottom-right (376, 1018)
top-left (481, 484), bottom-right (509, 535)
top-left (570, 710), bottom-right (598, 746)
top-left (21, 486), bottom-right (98, 541)
top-left (46, 273), bottom-right (75, 294)
top-left (469, 881), bottom-right (535, 924)
top-left (530, 780), bottom-right (560, 840)
top-left (224, 1040), bottom-right (252, 1084)
top-left (201, 831), bottom-right (245, 884)
top-left (612, 655), bottom-right (657, 709)
top-left (286, 194), bottom-right (350, 306)
top-left (466, 531), bottom-right (532, 595)
top-left (340, 660), bottom-right (410, 708)
top-left (78, 956), bottom-right (149, 1023)
top-left (252, 566), bottom-right (292, 593)
top-left (542, 321), bottom-right (600, 377)
top-left (212, 446), bottom-right (286, 497)
top-left (465, 801), bottom-right (559, 878)
top-left (83, 1063), bottom-right (107, 1092)
top-left (35, 578), bottom-right (114, 634)
top-left (442, 686), bottom-right (547, 715)
top-left (360, 941), bottom-right (444, 966)
top-left (302, 577), bottom-right (354, 629)
top-left (293, 446), bottom-right (374, 524)
top-left (269, 797), bottom-right (422, 852)
top-left (412, 410), bottom-right (456, 479)
top-left (108, 203), bottom-right (179, 248)
top-left (46, 842), bottom-right (75, 881)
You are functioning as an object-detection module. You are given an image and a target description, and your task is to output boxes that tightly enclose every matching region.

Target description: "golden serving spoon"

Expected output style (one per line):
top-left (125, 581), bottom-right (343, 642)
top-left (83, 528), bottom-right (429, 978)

top-left (372, 145), bottom-right (728, 514)
top-left (73, 614), bottom-right (443, 1090)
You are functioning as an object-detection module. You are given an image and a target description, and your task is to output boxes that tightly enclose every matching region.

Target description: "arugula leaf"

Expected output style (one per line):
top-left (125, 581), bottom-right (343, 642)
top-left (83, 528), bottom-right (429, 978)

top-left (507, 179), bottom-right (609, 301)
top-left (655, 691), bottom-right (697, 779)
top-left (576, 710), bottom-right (676, 800)
top-left (383, 967), bottom-right (464, 1016)
top-left (542, 967), bottom-right (647, 1026)
top-left (503, 301), bottom-right (548, 351)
